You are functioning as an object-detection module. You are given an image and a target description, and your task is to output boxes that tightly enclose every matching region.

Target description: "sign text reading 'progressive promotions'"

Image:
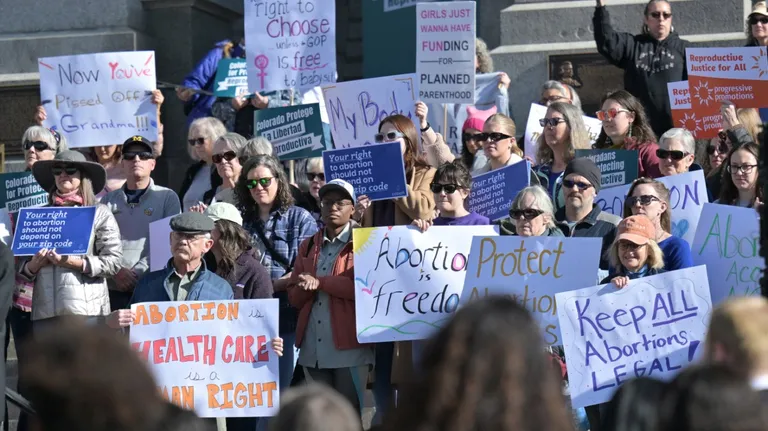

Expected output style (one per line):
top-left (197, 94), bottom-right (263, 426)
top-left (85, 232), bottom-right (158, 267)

top-left (667, 81), bottom-right (721, 139)
top-left (129, 299), bottom-right (280, 418)
top-left (416, 1), bottom-right (475, 104)
top-left (244, 0), bottom-right (336, 92)
top-left (461, 236), bottom-right (602, 345)
top-left (38, 51), bottom-right (158, 146)
top-left (557, 266), bottom-right (711, 408)
top-left (691, 203), bottom-right (762, 305)
top-left (686, 47), bottom-right (768, 110)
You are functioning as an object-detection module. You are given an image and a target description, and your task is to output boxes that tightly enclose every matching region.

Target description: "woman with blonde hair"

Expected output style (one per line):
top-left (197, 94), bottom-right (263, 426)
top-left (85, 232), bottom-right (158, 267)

top-left (602, 215), bottom-right (666, 289)
top-left (533, 102), bottom-right (591, 212)
top-left (473, 113), bottom-right (523, 175)
top-left (180, 117), bottom-right (227, 211)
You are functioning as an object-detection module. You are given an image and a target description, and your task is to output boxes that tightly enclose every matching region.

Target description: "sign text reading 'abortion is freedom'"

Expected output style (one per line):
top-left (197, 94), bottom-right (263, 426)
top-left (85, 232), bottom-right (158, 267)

top-left (38, 51), bottom-right (158, 146)
top-left (129, 299), bottom-right (280, 418)
top-left (557, 266), bottom-right (711, 408)
top-left (12, 207), bottom-right (96, 256)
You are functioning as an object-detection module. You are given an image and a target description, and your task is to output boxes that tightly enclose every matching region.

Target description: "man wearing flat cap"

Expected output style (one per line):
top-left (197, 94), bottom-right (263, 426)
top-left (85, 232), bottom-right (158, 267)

top-left (555, 157), bottom-right (621, 271)
top-left (108, 213), bottom-right (232, 327)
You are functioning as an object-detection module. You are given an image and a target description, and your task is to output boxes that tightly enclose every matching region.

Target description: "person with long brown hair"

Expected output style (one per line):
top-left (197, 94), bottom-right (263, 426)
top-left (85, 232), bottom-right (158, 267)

top-left (717, 142), bottom-right (763, 208)
top-left (382, 297), bottom-right (573, 431)
top-left (594, 89), bottom-right (661, 178)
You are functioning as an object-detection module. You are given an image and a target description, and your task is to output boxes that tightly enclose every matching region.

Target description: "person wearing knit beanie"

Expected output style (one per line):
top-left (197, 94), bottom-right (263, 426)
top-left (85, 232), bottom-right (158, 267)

top-left (563, 157), bottom-right (602, 194)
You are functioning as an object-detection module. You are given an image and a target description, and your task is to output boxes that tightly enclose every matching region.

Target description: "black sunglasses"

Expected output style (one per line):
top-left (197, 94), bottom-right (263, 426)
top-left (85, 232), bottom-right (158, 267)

top-left (750, 16), bottom-right (768, 25)
top-left (246, 177), bottom-right (274, 189)
top-left (430, 183), bottom-right (460, 194)
top-left (477, 132), bottom-right (512, 142)
top-left (307, 172), bottom-right (325, 182)
top-left (656, 149), bottom-right (688, 161)
top-left (123, 151), bottom-right (154, 161)
top-left (23, 141), bottom-right (52, 152)
top-left (706, 142), bottom-right (730, 155)
top-left (188, 137), bottom-right (206, 146)
top-left (626, 195), bottom-right (660, 207)
top-left (649, 11), bottom-right (672, 19)
top-left (212, 151), bottom-right (237, 164)
top-left (462, 133), bottom-right (483, 143)
top-left (52, 166), bottom-right (79, 176)
top-left (510, 208), bottom-right (544, 220)
top-left (562, 179), bottom-right (593, 191)
top-left (539, 118), bottom-right (566, 128)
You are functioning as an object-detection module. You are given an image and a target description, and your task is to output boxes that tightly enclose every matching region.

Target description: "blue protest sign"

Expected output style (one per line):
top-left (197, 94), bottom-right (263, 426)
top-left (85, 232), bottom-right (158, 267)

top-left (213, 59), bottom-right (249, 98)
top-left (254, 103), bottom-right (327, 161)
top-left (574, 149), bottom-right (639, 188)
top-left (323, 142), bottom-right (407, 201)
top-left (12, 207), bottom-right (96, 256)
top-left (468, 161), bottom-right (531, 221)
top-left (0, 172), bottom-right (47, 213)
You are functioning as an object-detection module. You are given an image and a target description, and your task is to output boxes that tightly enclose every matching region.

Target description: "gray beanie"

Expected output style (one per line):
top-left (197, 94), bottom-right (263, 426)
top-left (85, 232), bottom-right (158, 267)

top-left (564, 157), bottom-right (602, 193)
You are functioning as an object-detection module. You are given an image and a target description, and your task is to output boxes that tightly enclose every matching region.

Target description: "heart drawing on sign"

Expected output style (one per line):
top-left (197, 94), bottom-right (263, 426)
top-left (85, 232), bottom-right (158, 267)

top-left (671, 219), bottom-right (689, 238)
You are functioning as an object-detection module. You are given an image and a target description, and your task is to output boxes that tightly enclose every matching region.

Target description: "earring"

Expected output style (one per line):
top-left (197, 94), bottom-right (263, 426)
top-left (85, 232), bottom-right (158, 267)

top-left (628, 122), bottom-right (633, 138)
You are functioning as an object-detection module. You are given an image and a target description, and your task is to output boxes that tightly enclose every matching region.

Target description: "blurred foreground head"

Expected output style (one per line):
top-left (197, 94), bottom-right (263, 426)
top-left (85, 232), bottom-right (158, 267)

top-left (269, 383), bottom-right (361, 431)
top-left (382, 297), bottom-right (572, 431)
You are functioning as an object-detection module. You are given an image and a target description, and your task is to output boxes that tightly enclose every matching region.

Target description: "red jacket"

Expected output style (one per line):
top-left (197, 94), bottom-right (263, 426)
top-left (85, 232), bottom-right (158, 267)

top-left (287, 229), bottom-right (362, 350)
top-left (623, 137), bottom-right (662, 179)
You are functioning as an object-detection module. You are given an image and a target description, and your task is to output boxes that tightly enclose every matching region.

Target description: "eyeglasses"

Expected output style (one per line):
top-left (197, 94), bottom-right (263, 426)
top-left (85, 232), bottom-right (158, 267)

top-left (656, 149), bottom-right (688, 161)
top-left (307, 172), bottom-right (325, 182)
top-left (23, 141), bottom-right (53, 152)
top-left (52, 166), bottom-right (79, 176)
top-left (562, 179), bottom-right (593, 191)
top-left (510, 208), bottom-right (544, 220)
top-left (430, 183), bottom-right (460, 194)
top-left (727, 164), bottom-right (757, 175)
top-left (462, 133), bottom-right (483, 143)
top-left (626, 195), bottom-right (660, 207)
top-left (540, 95), bottom-right (567, 105)
top-left (596, 108), bottom-right (631, 121)
top-left (706, 142), bottom-right (730, 155)
top-left (212, 151), bottom-right (237, 164)
top-left (123, 151), bottom-right (154, 161)
top-left (539, 118), bottom-right (567, 128)
top-left (649, 11), bottom-right (672, 20)
top-left (246, 177), bottom-right (274, 189)
top-left (619, 240), bottom-right (643, 251)
top-left (749, 16), bottom-right (768, 25)
top-left (477, 132), bottom-right (512, 142)
top-left (188, 137), bottom-right (207, 146)
top-left (374, 131), bottom-right (404, 143)
top-left (320, 199), bottom-right (353, 209)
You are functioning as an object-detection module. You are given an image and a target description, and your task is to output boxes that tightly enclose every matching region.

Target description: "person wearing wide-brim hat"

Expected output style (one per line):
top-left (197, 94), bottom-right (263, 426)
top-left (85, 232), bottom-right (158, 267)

top-left (747, 1), bottom-right (768, 47)
top-left (19, 150), bottom-right (123, 328)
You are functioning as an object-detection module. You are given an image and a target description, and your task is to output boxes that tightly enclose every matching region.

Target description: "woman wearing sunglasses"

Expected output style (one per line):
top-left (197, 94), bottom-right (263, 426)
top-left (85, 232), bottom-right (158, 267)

top-left (296, 157), bottom-right (327, 229)
top-left (18, 151), bottom-right (122, 329)
top-left (656, 128), bottom-right (700, 177)
top-left (622, 178), bottom-right (692, 271)
top-left (21, 125), bottom-right (68, 171)
top-left (412, 161), bottom-right (489, 231)
top-left (716, 142), bottom-right (763, 208)
top-left (473, 113), bottom-right (524, 175)
top-left (180, 117), bottom-right (226, 212)
top-left (593, 0), bottom-right (689, 137)
top-left (533, 102), bottom-right (591, 214)
top-left (747, 2), bottom-right (768, 47)
top-left (195, 132), bottom-right (248, 208)
top-left (594, 90), bottom-right (661, 178)
top-left (601, 215), bottom-right (666, 288)
top-left (500, 185), bottom-right (564, 237)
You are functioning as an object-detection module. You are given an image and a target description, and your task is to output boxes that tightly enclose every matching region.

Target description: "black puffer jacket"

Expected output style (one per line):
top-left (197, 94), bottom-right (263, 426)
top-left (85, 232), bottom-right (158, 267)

top-left (594, 6), bottom-right (691, 137)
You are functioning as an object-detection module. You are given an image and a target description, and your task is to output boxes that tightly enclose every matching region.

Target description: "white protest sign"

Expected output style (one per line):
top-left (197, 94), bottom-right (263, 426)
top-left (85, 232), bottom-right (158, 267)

top-left (38, 51), bottom-right (158, 146)
top-left (523, 103), bottom-right (603, 163)
top-left (416, 2), bottom-right (475, 104)
top-left (691, 203), bottom-right (762, 304)
top-left (130, 299), bottom-right (280, 417)
top-left (149, 215), bottom-right (174, 272)
top-left (322, 74), bottom-right (418, 148)
top-left (461, 236), bottom-right (602, 346)
top-left (595, 170), bottom-right (708, 245)
top-left (353, 225), bottom-right (498, 342)
top-left (244, 0), bottom-right (336, 92)
top-left (557, 266), bottom-right (711, 408)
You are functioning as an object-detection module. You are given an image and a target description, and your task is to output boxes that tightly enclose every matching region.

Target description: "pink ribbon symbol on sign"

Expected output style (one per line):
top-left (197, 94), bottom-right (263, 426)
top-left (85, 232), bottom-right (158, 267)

top-left (254, 55), bottom-right (269, 89)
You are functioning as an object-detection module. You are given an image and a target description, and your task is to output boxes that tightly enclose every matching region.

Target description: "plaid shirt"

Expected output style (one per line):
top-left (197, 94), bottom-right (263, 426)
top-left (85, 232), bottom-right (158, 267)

top-left (245, 205), bottom-right (318, 333)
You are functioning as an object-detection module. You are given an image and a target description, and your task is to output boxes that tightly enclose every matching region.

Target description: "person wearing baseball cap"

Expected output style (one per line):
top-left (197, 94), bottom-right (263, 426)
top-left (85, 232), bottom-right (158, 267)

top-left (100, 135), bottom-right (181, 310)
top-left (601, 214), bottom-right (666, 289)
top-left (556, 157), bottom-right (621, 271)
top-left (748, 1), bottom-right (768, 47)
top-left (287, 178), bottom-right (373, 413)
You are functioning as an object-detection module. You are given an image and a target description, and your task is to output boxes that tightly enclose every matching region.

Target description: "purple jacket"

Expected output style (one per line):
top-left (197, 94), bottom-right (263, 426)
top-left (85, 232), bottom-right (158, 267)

top-left (225, 248), bottom-right (273, 300)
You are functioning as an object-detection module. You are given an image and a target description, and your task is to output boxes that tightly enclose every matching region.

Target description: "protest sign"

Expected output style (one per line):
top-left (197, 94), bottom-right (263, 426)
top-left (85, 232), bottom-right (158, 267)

top-left (323, 143), bottom-right (407, 201)
top-left (0, 210), bottom-right (11, 246)
top-left (687, 47), bottom-right (768, 110)
top-left (130, 299), bottom-right (280, 417)
top-left (691, 203), bottom-right (762, 305)
top-left (38, 51), bottom-right (158, 146)
top-left (385, 0), bottom-right (438, 12)
top-left (12, 207), bottom-right (96, 256)
top-left (254, 103), bottom-right (326, 160)
top-left (322, 74), bottom-right (418, 148)
top-left (467, 161), bottom-right (530, 221)
top-left (353, 225), bottom-right (498, 342)
top-left (416, 2), bottom-right (475, 104)
top-left (557, 266), bottom-right (711, 408)
top-left (213, 59), bottom-right (249, 98)
top-left (667, 81), bottom-right (721, 139)
top-left (149, 215), bottom-right (174, 272)
top-left (523, 103), bottom-right (603, 163)
top-left (0, 172), bottom-right (47, 214)
top-left (461, 236), bottom-right (602, 345)
top-left (596, 170), bottom-right (708, 245)
top-left (574, 149), bottom-right (638, 188)
top-left (244, 0), bottom-right (336, 92)
top-left (425, 73), bottom-right (505, 155)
